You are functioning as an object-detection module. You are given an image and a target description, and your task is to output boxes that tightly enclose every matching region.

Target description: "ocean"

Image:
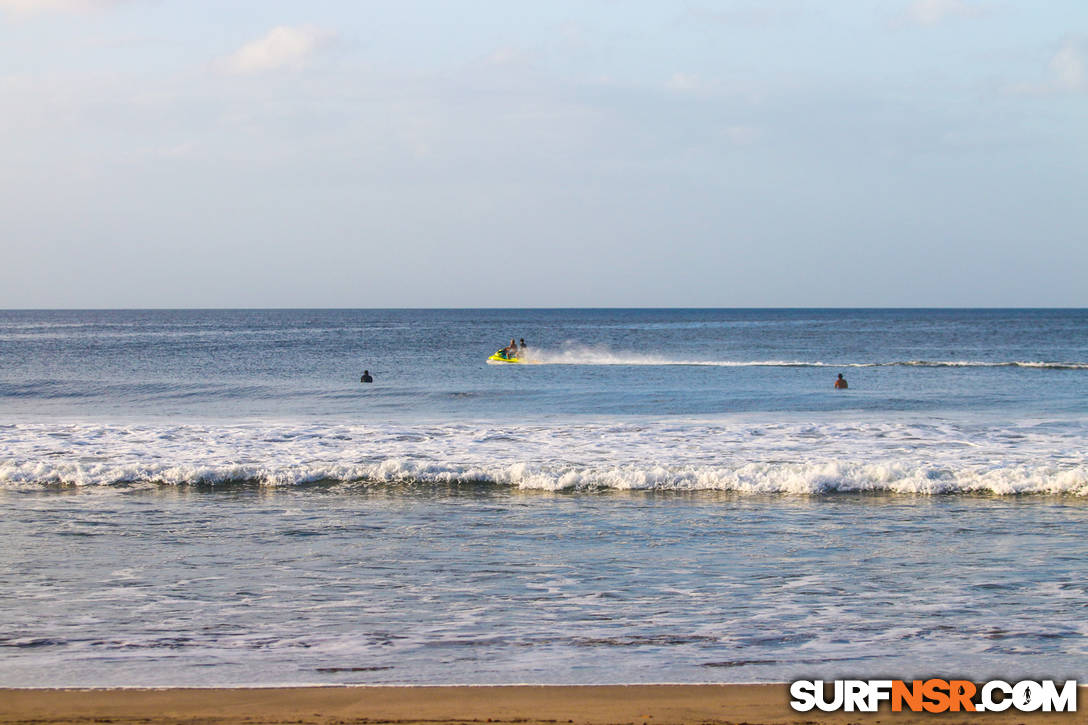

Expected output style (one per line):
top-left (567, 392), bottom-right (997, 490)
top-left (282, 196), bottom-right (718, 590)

top-left (1, 308), bottom-right (1086, 686)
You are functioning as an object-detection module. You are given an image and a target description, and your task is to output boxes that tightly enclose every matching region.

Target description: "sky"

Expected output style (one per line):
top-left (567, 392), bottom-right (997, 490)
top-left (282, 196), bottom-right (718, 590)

top-left (1, 0), bottom-right (1085, 308)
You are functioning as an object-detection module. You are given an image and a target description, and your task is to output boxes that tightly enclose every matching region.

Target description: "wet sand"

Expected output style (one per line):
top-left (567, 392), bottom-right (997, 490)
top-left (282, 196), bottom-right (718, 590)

top-left (0, 684), bottom-right (1082, 725)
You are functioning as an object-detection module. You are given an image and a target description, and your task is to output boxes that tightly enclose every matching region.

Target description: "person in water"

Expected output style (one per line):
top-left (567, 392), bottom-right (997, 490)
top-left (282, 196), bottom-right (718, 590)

top-left (361, 370), bottom-right (373, 383)
top-left (834, 373), bottom-right (848, 389)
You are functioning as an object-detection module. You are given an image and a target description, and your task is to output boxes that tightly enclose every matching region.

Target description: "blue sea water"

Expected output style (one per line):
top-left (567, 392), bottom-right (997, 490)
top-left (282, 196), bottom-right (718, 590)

top-left (0, 309), bottom-right (1086, 686)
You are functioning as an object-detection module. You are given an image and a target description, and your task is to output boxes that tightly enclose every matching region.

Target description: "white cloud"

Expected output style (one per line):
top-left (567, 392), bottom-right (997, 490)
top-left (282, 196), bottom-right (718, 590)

top-left (154, 140), bottom-right (199, 159)
top-left (0, 0), bottom-right (122, 14)
top-left (486, 46), bottom-right (526, 67)
top-left (903, 0), bottom-right (984, 26)
top-left (724, 126), bottom-right (760, 146)
top-left (1049, 41), bottom-right (1086, 92)
top-left (686, 4), bottom-right (808, 28)
top-left (221, 26), bottom-right (333, 75)
top-left (667, 72), bottom-right (704, 93)
top-left (1008, 39), bottom-right (1087, 96)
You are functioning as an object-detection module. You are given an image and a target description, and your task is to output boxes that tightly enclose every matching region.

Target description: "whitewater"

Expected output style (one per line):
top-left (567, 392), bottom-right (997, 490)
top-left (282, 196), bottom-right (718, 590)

top-left (2, 418), bottom-right (1087, 494)
top-left (522, 344), bottom-right (1088, 370)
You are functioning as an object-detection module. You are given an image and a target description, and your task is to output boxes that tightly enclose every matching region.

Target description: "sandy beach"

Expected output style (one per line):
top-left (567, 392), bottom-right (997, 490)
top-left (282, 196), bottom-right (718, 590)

top-left (0, 685), bottom-right (1083, 725)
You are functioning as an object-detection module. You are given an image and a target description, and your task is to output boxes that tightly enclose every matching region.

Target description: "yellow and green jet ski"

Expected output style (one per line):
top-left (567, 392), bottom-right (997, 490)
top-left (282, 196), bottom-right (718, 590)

top-left (489, 348), bottom-right (535, 361)
top-left (487, 350), bottom-right (526, 364)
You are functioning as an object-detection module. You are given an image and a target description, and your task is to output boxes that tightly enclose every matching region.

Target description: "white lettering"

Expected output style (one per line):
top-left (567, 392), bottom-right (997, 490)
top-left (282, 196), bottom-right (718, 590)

top-left (844, 680), bottom-right (868, 712)
top-left (815, 680), bottom-right (844, 712)
top-left (789, 680), bottom-right (817, 712)
top-left (1013, 681), bottom-right (1043, 712)
top-left (981, 680), bottom-right (1013, 712)
top-left (792, 678), bottom-right (1077, 714)
top-left (867, 680), bottom-right (893, 711)
top-left (1040, 680), bottom-right (1077, 713)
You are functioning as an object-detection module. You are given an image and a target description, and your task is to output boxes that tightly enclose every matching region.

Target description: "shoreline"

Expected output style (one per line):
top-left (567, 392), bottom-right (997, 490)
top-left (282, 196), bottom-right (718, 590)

top-left (1, 684), bottom-right (1083, 725)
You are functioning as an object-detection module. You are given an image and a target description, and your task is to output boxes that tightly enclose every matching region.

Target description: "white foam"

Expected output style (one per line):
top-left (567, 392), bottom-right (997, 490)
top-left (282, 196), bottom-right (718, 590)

top-left (1, 419), bottom-right (1085, 495)
top-left (522, 345), bottom-right (1088, 369)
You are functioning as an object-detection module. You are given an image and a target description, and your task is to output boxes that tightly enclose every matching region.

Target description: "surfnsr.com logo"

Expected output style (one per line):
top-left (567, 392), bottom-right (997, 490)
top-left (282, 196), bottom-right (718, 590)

top-left (790, 679), bottom-right (1078, 713)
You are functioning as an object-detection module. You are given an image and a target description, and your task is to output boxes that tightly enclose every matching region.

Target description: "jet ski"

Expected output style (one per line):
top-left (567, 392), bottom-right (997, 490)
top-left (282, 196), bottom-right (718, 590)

top-left (487, 350), bottom-right (526, 364)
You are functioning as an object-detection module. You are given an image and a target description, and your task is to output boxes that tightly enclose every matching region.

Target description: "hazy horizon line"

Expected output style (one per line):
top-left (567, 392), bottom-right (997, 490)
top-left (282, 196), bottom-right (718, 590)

top-left (2, 306), bottom-right (1085, 312)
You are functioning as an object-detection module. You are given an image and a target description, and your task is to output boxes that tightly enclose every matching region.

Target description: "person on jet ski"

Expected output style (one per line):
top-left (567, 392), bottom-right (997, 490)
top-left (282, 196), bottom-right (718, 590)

top-left (519, 338), bottom-right (528, 357)
top-left (503, 339), bottom-right (519, 358)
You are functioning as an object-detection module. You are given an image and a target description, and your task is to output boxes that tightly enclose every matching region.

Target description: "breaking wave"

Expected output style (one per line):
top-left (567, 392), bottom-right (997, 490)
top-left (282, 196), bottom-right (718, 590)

top-left (3, 459), bottom-right (1084, 495)
top-left (2, 420), bottom-right (1085, 495)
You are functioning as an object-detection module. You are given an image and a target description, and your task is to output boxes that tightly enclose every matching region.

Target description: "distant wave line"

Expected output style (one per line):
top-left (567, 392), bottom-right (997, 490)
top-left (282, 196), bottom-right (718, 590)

top-left (526, 355), bottom-right (1088, 370)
